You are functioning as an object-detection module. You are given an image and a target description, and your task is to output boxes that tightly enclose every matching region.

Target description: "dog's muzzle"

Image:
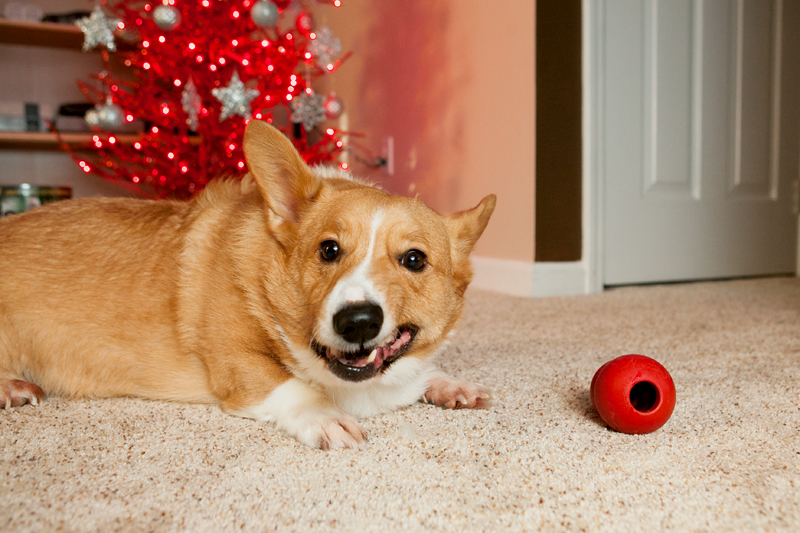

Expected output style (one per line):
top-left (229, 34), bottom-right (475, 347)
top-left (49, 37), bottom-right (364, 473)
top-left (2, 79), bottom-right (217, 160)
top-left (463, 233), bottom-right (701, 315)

top-left (313, 303), bottom-right (418, 382)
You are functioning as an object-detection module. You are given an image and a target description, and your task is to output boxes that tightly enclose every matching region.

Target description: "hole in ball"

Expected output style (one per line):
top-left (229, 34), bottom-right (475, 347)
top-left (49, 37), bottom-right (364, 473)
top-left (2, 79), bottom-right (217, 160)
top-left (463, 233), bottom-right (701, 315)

top-left (629, 381), bottom-right (659, 413)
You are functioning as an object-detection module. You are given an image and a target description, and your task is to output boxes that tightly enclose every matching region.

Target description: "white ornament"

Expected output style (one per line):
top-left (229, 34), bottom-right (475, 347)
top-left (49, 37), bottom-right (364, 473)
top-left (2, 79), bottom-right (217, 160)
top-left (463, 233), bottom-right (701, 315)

top-left (76, 6), bottom-right (120, 52)
top-left (290, 90), bottom-right (326, 132)
top-left (307, 26), bottom-right (341, 66)
top-left (84, 109), bottom-right (101, 130)
top-left (95, 97), bottom-right (125, 131)
top-left (212, 71), bottom-right (260, 121)
top-left (251, 0), bottom-right (279, 28)
top-left (181, 78), bottom-right (202, 131)
top-left (153, 3), bottom-right (181, 31)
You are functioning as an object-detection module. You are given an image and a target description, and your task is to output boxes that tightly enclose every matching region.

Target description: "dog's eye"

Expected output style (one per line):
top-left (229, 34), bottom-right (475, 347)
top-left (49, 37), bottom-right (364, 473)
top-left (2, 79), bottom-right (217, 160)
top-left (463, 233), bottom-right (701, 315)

top-left (319, 240), bottom-right (340, 262)
top-left (400, 249), bottom-right (427, 272)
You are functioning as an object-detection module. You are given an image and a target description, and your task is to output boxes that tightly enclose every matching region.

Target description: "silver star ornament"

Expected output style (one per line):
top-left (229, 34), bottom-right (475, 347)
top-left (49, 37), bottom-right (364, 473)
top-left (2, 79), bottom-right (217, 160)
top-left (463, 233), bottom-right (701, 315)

top-left (290, 90), bottom-right (326, 132)
top-left (211, 71), bottom-right (260, 121)
top-left (76, 6), bottom-right (120, 52)
top-left (307, 27), bottom-right (342, 66)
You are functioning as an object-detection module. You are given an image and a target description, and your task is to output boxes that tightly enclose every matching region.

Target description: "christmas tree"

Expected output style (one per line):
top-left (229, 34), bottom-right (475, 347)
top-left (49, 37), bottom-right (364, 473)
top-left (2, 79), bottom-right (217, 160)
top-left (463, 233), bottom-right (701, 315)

top-left (66, 0), bottom-right (349, 199)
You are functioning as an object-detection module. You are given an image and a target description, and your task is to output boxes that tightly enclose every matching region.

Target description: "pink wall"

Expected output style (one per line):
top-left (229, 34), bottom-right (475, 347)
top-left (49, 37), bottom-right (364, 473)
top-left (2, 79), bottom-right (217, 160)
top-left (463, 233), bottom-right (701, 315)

top-left (320, 0), bottom-right (536, 262)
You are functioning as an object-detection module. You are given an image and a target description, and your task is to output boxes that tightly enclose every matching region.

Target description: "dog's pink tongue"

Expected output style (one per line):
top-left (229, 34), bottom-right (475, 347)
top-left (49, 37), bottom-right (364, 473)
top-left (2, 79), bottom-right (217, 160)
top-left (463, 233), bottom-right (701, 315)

top-left (374, 347), bottom-right (385, 368)
top-left (378, 330), bottom-right (412, 363)
top-left (330, 330), bottom-right (413, 369)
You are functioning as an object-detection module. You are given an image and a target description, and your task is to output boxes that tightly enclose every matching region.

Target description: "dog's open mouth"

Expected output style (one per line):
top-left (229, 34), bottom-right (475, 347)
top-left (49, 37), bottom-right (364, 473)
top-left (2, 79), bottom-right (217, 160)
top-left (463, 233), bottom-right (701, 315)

top-left (313, 325), bottom-right (418, 382)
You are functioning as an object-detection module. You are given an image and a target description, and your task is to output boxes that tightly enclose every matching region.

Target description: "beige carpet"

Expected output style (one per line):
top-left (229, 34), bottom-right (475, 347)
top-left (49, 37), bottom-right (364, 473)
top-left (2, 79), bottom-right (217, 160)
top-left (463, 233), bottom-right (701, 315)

top-left (2, 277), bottom-right (799, 532)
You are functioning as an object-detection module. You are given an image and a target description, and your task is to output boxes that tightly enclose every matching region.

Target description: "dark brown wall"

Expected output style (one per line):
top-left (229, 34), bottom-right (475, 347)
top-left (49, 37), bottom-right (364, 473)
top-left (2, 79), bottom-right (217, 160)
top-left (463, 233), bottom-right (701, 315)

top-left (535, 0), bottom-right (582, 262)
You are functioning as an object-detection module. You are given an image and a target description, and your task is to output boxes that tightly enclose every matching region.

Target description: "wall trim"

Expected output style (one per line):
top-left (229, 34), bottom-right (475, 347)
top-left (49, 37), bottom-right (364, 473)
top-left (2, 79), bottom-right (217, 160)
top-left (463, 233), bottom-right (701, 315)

top-left (583, 0), bottom-right (604, 293)
top-left (470, 256), bottom-right (589, 297)
top-left (470, 256), bottom-right (535, 297)
top-left (531, 261), bottom-right (590, 297)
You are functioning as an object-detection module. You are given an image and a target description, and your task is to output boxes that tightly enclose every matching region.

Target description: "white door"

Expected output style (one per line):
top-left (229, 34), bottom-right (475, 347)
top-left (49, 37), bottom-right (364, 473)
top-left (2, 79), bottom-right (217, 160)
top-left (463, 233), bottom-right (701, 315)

top-left (599, 0), bottom-right (799, 286)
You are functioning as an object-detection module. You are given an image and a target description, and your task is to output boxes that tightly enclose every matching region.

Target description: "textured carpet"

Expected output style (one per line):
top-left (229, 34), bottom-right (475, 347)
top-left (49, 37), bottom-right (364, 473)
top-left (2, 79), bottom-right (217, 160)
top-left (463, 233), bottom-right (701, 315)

top-left (2, 277), bottom-right (799, 532)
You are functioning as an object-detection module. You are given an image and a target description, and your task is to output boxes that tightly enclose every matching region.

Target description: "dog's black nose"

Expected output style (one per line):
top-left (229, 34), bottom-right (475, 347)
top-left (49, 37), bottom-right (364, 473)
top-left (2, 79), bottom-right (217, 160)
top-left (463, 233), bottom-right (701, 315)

top-left (333, 303), bottom-right (383, 345)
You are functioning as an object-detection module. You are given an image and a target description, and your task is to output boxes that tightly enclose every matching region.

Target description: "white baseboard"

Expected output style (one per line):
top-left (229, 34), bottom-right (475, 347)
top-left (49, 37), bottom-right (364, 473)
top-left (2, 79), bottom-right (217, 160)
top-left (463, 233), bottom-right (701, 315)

top-left (470, 256), bottom-right (591, 297)
top-left (469, 256), bottom-right (536, 297)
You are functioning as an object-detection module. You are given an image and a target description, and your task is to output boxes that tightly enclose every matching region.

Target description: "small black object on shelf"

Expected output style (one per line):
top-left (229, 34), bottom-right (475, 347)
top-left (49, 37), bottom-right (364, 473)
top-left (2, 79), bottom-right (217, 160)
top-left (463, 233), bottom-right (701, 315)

top-left (41, 11), bottom-right (91, 24)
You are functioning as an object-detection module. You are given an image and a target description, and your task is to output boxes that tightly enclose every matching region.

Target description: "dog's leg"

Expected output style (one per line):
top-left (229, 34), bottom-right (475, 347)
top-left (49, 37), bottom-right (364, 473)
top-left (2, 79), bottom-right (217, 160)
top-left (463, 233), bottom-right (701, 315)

top-left (225, 377), bottom-right (367, 450)
top-left (423, 371), bottom-right (493, 409)
top-left (0, 311), bottom-right (43, 408)
top-left (0, 378), bottom-right (44, 409)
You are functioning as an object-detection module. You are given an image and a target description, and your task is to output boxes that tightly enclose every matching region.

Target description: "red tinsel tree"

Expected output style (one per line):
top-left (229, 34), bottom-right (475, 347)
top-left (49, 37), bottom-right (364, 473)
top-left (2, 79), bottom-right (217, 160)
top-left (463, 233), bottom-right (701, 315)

top-left (65, 0), bottom-right (349, 199)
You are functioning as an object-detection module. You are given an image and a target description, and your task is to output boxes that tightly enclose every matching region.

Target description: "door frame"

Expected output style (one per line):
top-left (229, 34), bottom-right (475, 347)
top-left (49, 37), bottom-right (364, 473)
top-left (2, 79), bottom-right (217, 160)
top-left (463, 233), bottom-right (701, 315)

top-left (583, 0), bottom-right (605, 293)
top-left (581, 0), bottom-right (800, 290)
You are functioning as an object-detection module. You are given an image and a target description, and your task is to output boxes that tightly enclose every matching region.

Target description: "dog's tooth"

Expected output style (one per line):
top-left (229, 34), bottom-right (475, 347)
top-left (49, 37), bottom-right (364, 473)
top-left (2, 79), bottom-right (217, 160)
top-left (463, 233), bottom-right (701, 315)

top-left (366, 349), bottom-right (377, 364)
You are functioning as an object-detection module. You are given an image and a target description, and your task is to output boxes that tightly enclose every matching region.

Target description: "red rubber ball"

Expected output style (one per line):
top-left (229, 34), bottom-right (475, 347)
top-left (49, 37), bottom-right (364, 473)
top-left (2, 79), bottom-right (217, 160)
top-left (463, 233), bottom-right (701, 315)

top-left (590, 354), bottom-right (676, 434)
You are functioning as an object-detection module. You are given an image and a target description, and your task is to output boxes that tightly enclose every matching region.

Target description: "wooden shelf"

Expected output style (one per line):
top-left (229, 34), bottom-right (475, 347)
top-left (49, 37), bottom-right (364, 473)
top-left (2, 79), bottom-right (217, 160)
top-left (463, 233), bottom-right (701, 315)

top-left (0, 18), bottom-right (85, 50)
top-left (0, 131), bottom-right (140, 150)
top-left (0, 18), bottom-right (134, 51)
top-left (0, 131), bottom-right (202, 150)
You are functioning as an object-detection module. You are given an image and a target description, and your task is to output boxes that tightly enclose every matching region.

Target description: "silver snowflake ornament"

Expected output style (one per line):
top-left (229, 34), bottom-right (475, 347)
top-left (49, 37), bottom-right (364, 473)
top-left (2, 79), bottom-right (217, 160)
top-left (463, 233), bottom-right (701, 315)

top-left (181, 78), bottom-right (202, 130)
top-left (307, 27), bottom-right (342, 66)
top-left (211, 71), bottom-right (260, 121)
top-left (76, 6), bottom-right (120, 52)
top-left (290, 91), bottom-right (326, 132)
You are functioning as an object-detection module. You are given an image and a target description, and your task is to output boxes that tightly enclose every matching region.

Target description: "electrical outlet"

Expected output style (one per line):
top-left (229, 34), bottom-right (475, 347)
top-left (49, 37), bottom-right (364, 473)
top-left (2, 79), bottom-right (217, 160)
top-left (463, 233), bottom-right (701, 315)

top-left (381, 136), bottom-right (394, 176)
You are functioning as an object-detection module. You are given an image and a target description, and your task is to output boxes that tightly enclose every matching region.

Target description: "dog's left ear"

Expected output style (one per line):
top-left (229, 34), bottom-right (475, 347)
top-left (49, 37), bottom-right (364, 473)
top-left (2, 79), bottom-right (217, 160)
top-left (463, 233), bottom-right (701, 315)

top-left (243, 120), bottom-right (323, 225)
top-left (446, 194), bottom-right (496, 292)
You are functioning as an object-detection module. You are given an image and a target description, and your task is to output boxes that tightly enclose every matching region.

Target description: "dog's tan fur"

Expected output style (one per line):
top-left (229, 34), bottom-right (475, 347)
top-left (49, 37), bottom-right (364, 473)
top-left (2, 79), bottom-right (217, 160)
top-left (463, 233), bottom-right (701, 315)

top-left (0, 121), bottom-right (495, 448)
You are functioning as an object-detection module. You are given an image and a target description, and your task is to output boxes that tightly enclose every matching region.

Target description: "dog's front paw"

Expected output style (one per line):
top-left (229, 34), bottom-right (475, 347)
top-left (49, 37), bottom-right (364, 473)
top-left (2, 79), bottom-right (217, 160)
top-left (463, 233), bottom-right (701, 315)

top-left (231, 377), bottom-right (367, 450)
top-left (423, 372), bottom-right (493, 409)
top-left (288, 407), bottom-right (367, 450)
top-left (1, 379), bottom-right (44, 409)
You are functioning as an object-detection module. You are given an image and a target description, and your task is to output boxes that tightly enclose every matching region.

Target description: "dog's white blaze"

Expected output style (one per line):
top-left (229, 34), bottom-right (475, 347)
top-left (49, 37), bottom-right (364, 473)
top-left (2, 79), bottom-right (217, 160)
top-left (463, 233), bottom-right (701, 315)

top-left (343, 208), bottom-right (383, 307)
top-left (319, 209), bottom-right (396, 348)
top-left (364, 208), bottom-right (383, 266)
top-left (344, 286), bottom-right (365, 303)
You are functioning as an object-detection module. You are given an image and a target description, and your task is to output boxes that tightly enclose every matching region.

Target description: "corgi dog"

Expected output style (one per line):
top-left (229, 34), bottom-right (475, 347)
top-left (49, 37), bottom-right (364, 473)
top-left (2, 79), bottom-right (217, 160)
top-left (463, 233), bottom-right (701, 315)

top-left (0, 121), bottom-right (496, 449)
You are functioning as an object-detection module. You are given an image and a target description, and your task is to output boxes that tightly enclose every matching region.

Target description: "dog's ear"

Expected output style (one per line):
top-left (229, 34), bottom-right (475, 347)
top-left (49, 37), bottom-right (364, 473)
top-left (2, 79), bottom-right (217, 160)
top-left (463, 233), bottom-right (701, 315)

top-left (446, 194), bottom-right (496, 258)
top-left (445, 194), bottom-right (496, 293)
top-left (243, 120), bottom-right (323, 224)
